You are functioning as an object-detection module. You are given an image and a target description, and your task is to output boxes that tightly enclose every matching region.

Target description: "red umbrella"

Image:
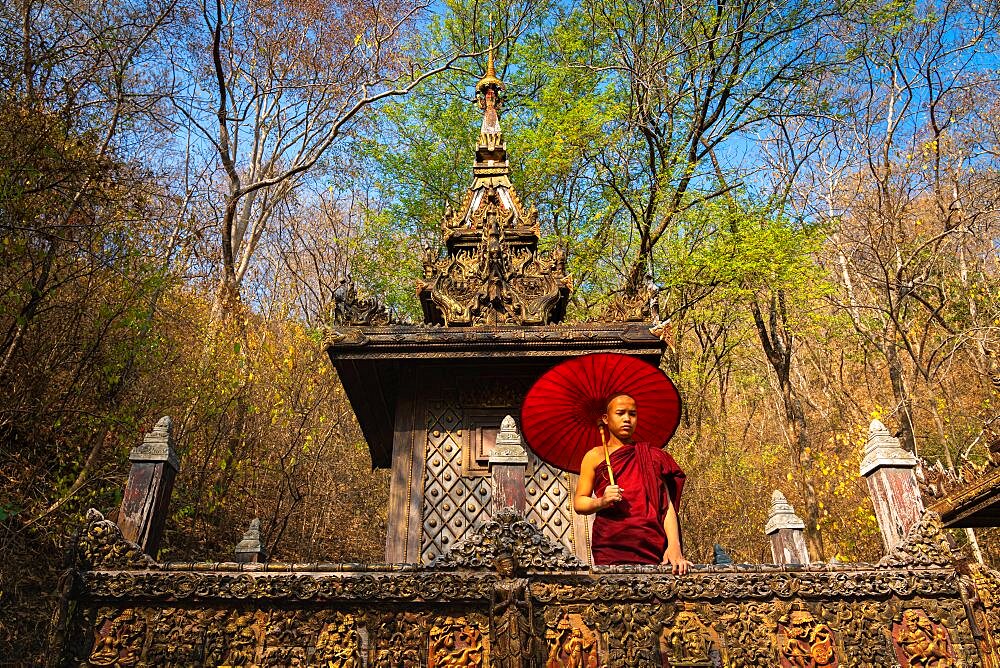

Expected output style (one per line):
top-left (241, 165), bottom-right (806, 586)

top-left (520, 353), bottom-right (681, 475)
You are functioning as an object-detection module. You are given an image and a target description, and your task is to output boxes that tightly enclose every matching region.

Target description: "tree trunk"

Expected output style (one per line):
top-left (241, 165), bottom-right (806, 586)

top-left (885, 342), bottom-right (917, 454)
top-left (751, 292), bottom-right (826, 561)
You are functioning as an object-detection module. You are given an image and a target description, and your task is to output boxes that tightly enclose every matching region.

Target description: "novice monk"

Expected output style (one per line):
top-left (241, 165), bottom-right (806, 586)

top-left (573, 393), bottom-right (691, 572)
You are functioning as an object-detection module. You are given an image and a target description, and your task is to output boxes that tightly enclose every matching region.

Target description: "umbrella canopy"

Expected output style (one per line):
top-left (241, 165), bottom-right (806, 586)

top-left (520, 353), bottom-right (682, 474)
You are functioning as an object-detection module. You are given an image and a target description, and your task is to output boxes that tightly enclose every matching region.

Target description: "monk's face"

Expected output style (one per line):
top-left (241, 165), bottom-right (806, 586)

top-left (602, 395), bottom-right (637, 441)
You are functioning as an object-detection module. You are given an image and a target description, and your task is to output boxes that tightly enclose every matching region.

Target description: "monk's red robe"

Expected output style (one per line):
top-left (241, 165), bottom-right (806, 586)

top-left (591, 442), bottom-right (685, 565)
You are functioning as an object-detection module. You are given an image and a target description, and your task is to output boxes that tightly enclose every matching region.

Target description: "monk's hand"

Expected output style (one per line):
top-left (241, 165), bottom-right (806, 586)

top-left (599, 485), bottom-right (623, 508)
top-left (662, 546), bottom-right (692, 575)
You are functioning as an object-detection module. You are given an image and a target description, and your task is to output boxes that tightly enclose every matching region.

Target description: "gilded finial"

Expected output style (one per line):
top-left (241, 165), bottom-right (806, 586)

top-left (476, 37), bottom-right (504, 94)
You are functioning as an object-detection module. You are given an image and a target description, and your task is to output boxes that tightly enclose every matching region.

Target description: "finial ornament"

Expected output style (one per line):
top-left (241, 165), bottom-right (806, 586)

top-left (235, 518), bottom-right (266, 563)
top-left (476, 17), bottom-right (504, 96)
top-left (860, 419), bottom-right (917, 476)
top-left (476, 46), bottom-right (505, 133)
top-left (765, 490), bottom-right (806, 534)
top-left (490, 415), bottom-right (528, 465)
top-left (129, 416), bottom-right (179, 472)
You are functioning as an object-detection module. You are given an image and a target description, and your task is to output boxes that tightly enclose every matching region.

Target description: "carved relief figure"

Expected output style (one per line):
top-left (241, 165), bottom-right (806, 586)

top-left (372, 613), bottom-right (424, 668)
top-left (890, 609), bottom-right (955, 667)
top-left (776, 610), bottom-right (838, 668)
top-left (223, 610), bottom-right (260, 665)
top-left (88, 608), bottom-right (146, 666)
top-left (545, 614), bottom-right (598, 668)
top-left (428, 617), bottom-right (485, 668)
top-left (315, 614), bottom-right (362, 667)
top-left (491, 553), bottom-right (537, 668)
top-left (261, 609), bottom-right (310, 664)
top-left (660, 611), bottom-right (723, 667)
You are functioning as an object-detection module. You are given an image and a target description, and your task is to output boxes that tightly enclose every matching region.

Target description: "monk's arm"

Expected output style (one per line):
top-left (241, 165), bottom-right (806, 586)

top-left (662, 497), bottom-right (692, 574)
top-left (573, 450), bottom-right (620, 515)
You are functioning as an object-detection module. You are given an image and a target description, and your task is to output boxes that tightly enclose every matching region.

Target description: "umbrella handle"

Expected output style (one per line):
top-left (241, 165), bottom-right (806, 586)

top-left (599, 425), bottom-right (616, 487)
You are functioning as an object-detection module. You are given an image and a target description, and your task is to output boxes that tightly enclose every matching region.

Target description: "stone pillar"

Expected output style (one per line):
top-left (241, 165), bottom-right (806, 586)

top-left (235, 518), bottom-right (266, 564)
top-left (860, 419), bottom-right (923, 553)
top-left (765, 490), bottom-right (811, 566)
top-left (489, 415), bottom-right (528, 515)
top-left (118, 416), bottom-right (179, 557)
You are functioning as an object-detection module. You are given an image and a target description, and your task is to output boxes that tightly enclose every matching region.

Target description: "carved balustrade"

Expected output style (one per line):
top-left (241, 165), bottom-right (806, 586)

top-left (51, 507), bottom-right (1000, 667)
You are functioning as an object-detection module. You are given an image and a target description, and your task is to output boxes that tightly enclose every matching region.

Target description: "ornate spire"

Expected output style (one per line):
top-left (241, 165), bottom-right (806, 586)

top-left (415, 52), bottom-right (572, 327)
top-left (473, 45), bottom-right (508, 186)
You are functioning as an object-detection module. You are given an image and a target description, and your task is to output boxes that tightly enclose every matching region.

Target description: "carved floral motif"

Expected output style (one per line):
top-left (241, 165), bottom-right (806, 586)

top-left (879, 511), bottom-right (957, 568)
top-left (718, 602), bottom-right (775, 667)
top-left (76, 508), bottom-right (157, 571)
top-left (430, 507), bottom-right (585, 572)
top-left (147, 607), bottom-right (205, 665)
top-left (314, 613), bottom-right (363, 667)
top-left (224, 610), bottom-right (261, 665)
top-left (370, 611), bottom-right (425, 667)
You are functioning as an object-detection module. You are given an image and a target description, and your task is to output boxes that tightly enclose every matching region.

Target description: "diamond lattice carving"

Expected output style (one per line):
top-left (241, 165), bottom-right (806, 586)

top-left (524, 451), bottom-right (575, 553)
top-left (421, 404), bottom-right (493, 563)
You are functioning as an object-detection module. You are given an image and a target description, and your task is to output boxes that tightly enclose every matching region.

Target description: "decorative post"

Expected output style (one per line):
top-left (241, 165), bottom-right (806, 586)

top-left (117, 416), bottom-right (179, 557)
top-left (489, 415), bottom-right (528, 515)
top-left (235, 518), bottom-right (266, 564)
top-left (712, 544), bottom-right (734, 566)
top-left (765, 490), bottom-right (811, 565)
top-left (860, 419), bottom-right (923, 553)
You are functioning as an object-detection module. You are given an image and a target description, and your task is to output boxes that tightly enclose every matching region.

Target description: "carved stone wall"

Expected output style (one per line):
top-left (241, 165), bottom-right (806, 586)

top-left (53, 508), bottom-right (1000, 667)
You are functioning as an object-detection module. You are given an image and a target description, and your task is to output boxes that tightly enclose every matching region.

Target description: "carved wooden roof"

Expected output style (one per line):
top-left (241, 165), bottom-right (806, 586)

top-left (324, 323), bottom-right (665, 359)
top-left (928, 464), bottom-right (1000, 528)
top-left (416, 55), bottom-right (571, 326)
top-left (324, 323), bottom-right (665, 468)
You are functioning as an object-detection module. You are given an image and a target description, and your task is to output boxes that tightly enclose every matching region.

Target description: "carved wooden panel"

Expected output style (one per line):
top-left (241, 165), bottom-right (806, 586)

top-left (422, 400), bottom-right (493, 563)
top-left (525, 451), bottom-right (574, 551)
top-left (385, 376), bottom-right (425, 563)
top-left (463, 408), bottom-right (510, 477)
top-left (60, 508), bottom-right (994, 667)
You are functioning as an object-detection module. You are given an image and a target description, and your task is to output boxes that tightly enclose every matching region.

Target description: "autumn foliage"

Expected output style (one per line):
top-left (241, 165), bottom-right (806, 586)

top-left (2, 0), bottom-right (1000, 664)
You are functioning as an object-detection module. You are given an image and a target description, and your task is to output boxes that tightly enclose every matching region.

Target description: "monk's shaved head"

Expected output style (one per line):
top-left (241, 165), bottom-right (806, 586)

top-left (604, 392), bottom-right (636, 412)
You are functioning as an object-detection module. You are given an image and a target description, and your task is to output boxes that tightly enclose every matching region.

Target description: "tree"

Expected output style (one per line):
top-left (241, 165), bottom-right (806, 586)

top-left (807, 0), bottom-right (1000, 457)
top-left (168, 0), bottom-right (483, 322)
top-left (0, 0), bottom-right (176, 380)
top-left (567, 0), bottom-right (845, 296)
